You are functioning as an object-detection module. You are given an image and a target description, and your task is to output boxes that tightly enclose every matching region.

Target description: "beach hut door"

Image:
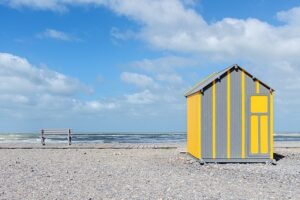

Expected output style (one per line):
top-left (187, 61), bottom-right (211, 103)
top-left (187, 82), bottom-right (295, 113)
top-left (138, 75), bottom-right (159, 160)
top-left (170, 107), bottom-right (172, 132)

top-left (249, 96), bottom-right (269, 155)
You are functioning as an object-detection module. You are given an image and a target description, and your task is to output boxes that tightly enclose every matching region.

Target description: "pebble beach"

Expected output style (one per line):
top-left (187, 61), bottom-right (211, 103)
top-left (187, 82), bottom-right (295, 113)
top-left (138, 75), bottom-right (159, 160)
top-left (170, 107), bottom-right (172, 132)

top-left (0, 143), bottom-right (299, 200)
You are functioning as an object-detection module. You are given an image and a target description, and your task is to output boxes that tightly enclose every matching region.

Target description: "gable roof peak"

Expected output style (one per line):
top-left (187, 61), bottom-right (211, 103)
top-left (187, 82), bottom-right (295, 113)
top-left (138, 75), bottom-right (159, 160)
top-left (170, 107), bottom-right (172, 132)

top-left (184, 64), bottom-right (274, 97)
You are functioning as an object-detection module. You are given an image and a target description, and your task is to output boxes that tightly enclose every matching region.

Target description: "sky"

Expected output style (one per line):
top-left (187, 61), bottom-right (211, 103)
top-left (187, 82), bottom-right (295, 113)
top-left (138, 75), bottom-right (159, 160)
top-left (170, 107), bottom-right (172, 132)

top-left (0, 0), bottom-right (300, 132)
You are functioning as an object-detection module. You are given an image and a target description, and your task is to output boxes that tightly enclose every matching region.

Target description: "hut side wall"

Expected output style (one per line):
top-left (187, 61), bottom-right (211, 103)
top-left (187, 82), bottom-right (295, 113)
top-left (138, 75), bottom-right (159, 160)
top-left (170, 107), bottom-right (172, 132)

top-left (186, 92), bottom-right (201, 159)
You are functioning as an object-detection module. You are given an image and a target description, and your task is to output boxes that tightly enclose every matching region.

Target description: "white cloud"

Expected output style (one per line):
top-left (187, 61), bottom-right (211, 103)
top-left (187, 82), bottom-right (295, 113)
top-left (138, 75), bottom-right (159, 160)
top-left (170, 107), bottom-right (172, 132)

top-left (38, 29), bottom-right (78, 41)
top-left (106, 2), bottom-right (300, 65)
top-left (2, 0), bottom-right (300, 130)
top-left (5, 1), bottom-right (300, 63)
top-left (131, 55), bottom-right (198, 73)
top-left (120, 72), bottom-right (156, 88)
top-left (72, 100), bottom-right (118, 113)
top-left (125, 90), bottom-right (157, 104)
top-left (0, 94), bottom-right (29, 104)
top-left (110, 27), bottom-right (136, 41)
top-left (0, 52), bottom-right (186, 130)
top-left (277, 7), bottom-right (300, 25)
top-left (120, 56), bottom-right (189, 112)
top-left (0, 52), bottom-right (116, 117)
top-left (0, 0), bottom-right (68, 12)
top-left (0, 53), bottom-right (87, 96)
top-left (3, 1), bottom-right (300, 62)
top-left (156, 74), bottom-right (183, 85)
top-left (181, 0), bottom-right (199, 7)
top-left (103, 1), bottom-right (300, 130)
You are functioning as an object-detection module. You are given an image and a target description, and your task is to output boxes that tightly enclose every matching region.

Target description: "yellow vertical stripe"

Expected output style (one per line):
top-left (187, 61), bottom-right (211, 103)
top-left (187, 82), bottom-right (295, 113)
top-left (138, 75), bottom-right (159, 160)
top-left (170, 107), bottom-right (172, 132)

top-left (250, 115), bottom-right (259, 153)
top-left (227, 71), bottom-right (231, 159)
top-left (256, 81), bottom-right (260, 94)
top-left (241, 70), bottom-right (245, 159)
top-left (212, 80), bottom-right (216, 159)
top-left (270, 92), bottom-right (274, 159)
top-left (260, 115), bottom-right (269, 154)
top-left (199, 93), bottom-right (202, 158)
top-left (187, 93), bottom-right (201, 158)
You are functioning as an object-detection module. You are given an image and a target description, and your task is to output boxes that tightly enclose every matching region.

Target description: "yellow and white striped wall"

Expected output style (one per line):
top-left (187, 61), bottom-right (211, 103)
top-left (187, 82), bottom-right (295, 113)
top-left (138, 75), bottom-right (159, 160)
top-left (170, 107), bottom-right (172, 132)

top-left (186, 65), bottom-right (274, 162)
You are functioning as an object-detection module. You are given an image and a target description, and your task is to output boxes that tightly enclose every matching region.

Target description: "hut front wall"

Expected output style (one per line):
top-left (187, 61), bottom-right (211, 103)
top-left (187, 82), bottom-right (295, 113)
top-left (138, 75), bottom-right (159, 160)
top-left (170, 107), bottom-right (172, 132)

top-left (216, 74), bottom-right (227, 159)
top-left (230, 69), bottom-right (242, 158)
top-left (199, 68), bottom-right (273, 161)
top-left (201, 84), bottom-right (212, 159)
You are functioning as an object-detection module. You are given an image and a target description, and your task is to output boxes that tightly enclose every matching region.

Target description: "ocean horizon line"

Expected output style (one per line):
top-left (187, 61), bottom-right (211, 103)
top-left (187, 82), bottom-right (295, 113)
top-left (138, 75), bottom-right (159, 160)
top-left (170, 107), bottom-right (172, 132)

top-left (0, 132), bottom-right (300, 144)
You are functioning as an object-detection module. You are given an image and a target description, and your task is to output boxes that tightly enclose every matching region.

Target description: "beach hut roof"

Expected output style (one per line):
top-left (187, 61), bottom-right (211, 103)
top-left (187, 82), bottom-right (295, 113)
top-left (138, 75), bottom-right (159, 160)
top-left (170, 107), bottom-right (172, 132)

top-left (184, 64), bottom-right (274, 97)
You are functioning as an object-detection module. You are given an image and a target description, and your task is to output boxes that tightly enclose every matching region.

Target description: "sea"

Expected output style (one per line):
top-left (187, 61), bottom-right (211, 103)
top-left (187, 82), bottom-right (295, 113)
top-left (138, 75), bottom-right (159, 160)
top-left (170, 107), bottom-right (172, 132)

top-left (0, 132), bottom-right (299, 144)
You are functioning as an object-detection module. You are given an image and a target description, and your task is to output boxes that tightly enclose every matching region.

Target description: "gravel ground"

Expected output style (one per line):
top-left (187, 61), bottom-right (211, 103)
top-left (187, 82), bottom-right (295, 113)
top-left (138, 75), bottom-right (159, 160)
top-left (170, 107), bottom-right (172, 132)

top-left (0, 147), bottom-right (299, 200)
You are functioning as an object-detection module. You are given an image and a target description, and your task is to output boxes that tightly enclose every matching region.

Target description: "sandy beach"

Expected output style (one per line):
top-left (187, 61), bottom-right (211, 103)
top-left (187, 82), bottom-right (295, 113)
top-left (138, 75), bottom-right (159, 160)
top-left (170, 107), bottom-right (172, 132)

top-left (0, 143), bottom-right (299, 200)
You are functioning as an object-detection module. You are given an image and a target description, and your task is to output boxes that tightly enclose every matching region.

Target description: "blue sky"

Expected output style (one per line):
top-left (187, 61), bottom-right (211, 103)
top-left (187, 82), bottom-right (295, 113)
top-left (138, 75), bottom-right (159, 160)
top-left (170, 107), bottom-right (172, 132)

top-left (0, 0), bottom-right (300, 132)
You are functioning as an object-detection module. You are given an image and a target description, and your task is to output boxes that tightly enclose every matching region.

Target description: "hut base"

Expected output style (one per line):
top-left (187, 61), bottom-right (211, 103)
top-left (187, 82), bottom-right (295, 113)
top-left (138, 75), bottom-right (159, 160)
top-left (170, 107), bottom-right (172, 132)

top-left (198, 158), bottom-right (275, 164)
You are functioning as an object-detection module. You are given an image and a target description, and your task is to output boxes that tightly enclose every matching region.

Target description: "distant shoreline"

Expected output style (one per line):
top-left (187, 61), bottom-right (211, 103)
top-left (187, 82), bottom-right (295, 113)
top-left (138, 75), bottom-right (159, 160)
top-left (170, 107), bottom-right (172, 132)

top-left (0, 131), bottom-right (299, 134)
top-left (0, 141), bottom-right (299, 149)
top-left (0, 132), bottom-right (300, 144)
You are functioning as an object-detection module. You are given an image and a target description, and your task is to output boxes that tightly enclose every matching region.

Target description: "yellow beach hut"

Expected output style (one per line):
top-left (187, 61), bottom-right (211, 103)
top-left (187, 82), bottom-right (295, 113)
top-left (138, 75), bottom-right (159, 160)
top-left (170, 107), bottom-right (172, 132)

top-left (185, 64), bottom-right (274, 163)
